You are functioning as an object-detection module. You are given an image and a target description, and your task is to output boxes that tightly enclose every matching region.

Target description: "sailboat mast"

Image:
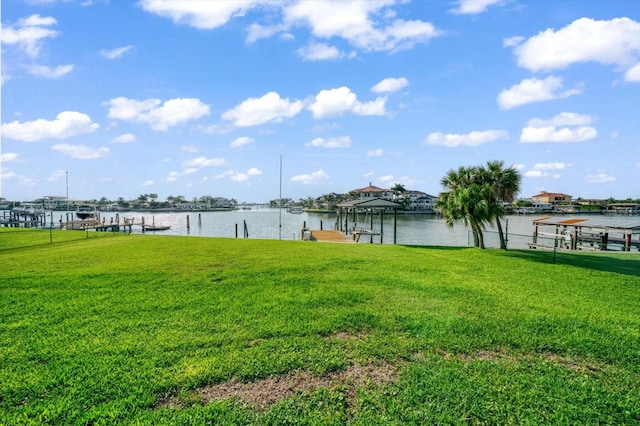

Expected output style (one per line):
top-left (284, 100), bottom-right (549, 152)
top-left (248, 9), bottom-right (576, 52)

top-left (279, 155), bottom-right (282, 240)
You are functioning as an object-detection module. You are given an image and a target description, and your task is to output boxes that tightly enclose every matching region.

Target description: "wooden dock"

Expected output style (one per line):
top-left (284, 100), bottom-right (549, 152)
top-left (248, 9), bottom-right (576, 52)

top-left (307, 230), bottom-right (353, 243)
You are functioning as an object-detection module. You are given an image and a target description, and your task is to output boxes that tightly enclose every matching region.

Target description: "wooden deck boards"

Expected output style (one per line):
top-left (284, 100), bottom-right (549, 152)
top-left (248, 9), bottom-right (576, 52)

top-left (309, 230), bottom-right (353, 243)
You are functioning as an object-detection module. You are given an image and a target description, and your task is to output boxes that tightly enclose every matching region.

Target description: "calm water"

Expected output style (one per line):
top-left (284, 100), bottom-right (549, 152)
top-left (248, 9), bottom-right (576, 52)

top-left (91, 209), bottom-right (538, 249)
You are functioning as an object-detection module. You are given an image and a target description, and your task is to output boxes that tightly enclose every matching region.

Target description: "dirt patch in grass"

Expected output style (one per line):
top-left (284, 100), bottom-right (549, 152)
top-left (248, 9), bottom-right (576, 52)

top-left (541, 351), bottom-right (605, 374)
top-left (159, 361), bottom-right (400, 410)
top-left (437, 348), bottom-right (517, 363)
top-left (437, 348), bottom-right (607, 374)
top-left (329, 331), bottom-right (367, 341)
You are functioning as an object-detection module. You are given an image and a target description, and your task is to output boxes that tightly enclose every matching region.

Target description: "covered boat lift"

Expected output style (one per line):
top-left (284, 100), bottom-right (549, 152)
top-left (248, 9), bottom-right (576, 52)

top-left (335, 198), bottom-right (403, 244)
top-left (530, 217), bottom-right (640, 252)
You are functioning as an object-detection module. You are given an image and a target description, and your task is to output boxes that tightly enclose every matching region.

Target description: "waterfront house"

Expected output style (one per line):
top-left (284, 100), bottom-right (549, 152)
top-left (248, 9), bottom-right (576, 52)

top-left (531, 191), bottom-right (573, 206)
top-left (351, 183), bottom-right (393, 201)
top-left (403, 191), bottom-right (438, 212)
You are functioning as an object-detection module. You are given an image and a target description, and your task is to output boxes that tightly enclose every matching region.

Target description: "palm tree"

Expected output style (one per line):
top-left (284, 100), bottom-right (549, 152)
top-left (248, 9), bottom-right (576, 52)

top-left (481, 161), bottom-right (522, 249)
top-left (438, 166), bottom-right (493, 248)
top-left (391, 183), bottom-right (406, 200)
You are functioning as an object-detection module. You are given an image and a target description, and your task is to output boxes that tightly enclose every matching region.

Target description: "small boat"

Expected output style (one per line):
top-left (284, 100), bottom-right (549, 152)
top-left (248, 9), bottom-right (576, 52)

top-left (75, 205), bottom-right (98, 220)
top-left (143, 225), bottom-right (171, 232)
top-left (287, 206), bottom-right (304, 214)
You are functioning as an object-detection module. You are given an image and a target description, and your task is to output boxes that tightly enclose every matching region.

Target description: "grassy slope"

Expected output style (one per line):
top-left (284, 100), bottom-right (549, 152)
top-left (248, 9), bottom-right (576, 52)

top-left (1, 229), bottom-right (639, 424)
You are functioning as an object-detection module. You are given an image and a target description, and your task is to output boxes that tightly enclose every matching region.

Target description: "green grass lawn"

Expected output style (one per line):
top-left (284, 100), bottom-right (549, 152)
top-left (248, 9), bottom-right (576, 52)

top-left (1, 228), bottom-right (639, 424)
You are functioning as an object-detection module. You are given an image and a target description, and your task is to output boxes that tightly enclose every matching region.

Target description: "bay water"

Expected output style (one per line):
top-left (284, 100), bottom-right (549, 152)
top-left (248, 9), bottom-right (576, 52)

top-left (95, 209), bottom-right (538, 249)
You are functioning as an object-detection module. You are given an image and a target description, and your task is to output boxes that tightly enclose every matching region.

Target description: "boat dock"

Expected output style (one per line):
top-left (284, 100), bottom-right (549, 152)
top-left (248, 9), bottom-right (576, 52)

top-left (530, 217), bottom-right (640, 252)
top-left (303, 229), bottom-right (354, 243)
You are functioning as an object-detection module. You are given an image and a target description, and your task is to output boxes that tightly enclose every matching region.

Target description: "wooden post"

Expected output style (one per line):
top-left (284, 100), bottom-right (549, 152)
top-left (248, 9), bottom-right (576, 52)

top-left (235, 223), bottom-right (238, 238)
top-left (393, 209), bottom-right (397, 245)
top-left (601, 232), bottom-right (608, 251)
top-left (345, 209), bottom-right (349, 235)
top-left (198, 213), bottom-right (201, 226)
top-left (186, 215), bottom-right (190, 230)
top-left (380, 210), bottom-right (384, 244)
top-left (320, 220), bottom-right (323, 231)
top-left (625, 233), bottom-right (631, 252)
top-left (370, 210), bottom-right (374, 243)
top-left (533, 223), bottom-right (538, 244)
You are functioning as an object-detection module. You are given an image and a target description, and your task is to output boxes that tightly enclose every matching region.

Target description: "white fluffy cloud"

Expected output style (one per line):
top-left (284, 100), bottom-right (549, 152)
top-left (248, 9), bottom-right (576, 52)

top-left (51, 144), bottom-right (109, 159)
top-left (524, 170), bottom-right (544, 178)
top-left (182, 156), bottom-right (227, 168)
top-left (138, 0), bottom-right (263, 30)
top-left (291, 169), bottom-right (329, 184)
top-left (306, 136), bottom-right (352, 148)
top-left (425, 130), bottom-right (508, 147)
top-left (297, 42), bottom-right (342, 61)
top-left (140, 1), bottom-right (441, 53)
top-left (47, 170), bottom-right (66, 182)
top-left (284, 1), bottom-right (441, 52)
top-left (222, 92), bottom-right (303, 127)
top-left (371, 77), bottom-right (408, 93)
top-left (532, 162), bottom-right (569, 171)
top-left (585, 173), bottom-right (616, 183)
top-left (624, 63), bottom-right (640, 82)
top-left (497, 76), bottom-right (581, 110)
top-left (230, 136), bottom-right (254, 148)
top-left (1, 152), bottom-right (19, 162)
top-left (100, 45), bottom-right (133, 59)
top-left (180, 144), bottom-right (198, 153)
top-left (450, 0), bottom-right (504, 15)
top-left (26, 64), bottom-right (74, 78)
top-left (308, 87), bottom-right (386, 118)
top-left (524, 162), bottom-right (569, 178)
top-left (230, 167), bottom-right (262, 182)
top-left (509, 17), bottom-right (640, 76)
top-left (1, 14), bottom-right (59, 58)
top-left (105, 97), bottom-right (210, 131)
top-left (2, 111), bottom-right (99, 142)
top-left (367, 148), bottom-right (383, 157)
top-left (520, 112), bottom-right (597, 143)
top-left (111, 133), bottom-right (136, 144)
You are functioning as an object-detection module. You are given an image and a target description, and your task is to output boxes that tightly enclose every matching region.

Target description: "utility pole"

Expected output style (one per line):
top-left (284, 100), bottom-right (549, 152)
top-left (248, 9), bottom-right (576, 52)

top-left (65, 171), bottom-right (69, 215)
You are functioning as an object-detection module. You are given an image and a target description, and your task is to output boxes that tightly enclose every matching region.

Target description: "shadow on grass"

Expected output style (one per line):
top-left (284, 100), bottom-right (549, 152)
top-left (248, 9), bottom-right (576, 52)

top-left (400, 244), bottom-right (640, 278)
top-left (505, 249), bottom-right (640, 278)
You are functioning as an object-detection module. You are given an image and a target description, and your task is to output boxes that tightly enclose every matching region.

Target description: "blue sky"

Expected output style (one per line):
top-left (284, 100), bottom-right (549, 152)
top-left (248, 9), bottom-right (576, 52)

top-left (2, 0), bottom-right (639, 203)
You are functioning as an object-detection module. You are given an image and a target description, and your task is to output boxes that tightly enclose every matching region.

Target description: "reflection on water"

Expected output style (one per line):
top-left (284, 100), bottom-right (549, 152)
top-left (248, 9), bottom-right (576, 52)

top-left (96, 209), bottom-right (540, 249)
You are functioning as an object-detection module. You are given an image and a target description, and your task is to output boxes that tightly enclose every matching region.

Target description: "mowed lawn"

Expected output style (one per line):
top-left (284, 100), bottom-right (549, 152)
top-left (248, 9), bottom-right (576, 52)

top-left (1, 229), bottom-right (639, 424)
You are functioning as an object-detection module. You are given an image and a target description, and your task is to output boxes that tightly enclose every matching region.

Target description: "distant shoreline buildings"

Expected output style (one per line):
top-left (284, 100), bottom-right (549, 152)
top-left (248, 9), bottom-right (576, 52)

top-left (1, 186), bottom-right (639, 215)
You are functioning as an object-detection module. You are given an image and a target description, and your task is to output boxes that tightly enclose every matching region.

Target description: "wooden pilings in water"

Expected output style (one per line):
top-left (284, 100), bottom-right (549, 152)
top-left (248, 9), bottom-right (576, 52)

top-left (235, 220), bottom-right (249, 238)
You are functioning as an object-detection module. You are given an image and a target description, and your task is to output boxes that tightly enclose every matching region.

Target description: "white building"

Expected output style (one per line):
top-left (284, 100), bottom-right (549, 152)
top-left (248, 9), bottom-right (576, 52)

top-left (403, 191), bottom-right (438, 211)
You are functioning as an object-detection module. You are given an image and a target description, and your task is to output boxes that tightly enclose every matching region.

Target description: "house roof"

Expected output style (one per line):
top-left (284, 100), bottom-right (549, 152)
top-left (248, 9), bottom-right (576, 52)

top-left (352, 182), bottom-right (389, 193)
top-left (532, 191), bottom-right (572, 198)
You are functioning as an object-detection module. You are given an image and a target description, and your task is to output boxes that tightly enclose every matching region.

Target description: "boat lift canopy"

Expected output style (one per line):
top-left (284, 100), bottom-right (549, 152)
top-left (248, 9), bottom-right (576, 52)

top-left (336, 198), bottom-right (403, 244)
top-left (531, 216), bottom-right (640, 251)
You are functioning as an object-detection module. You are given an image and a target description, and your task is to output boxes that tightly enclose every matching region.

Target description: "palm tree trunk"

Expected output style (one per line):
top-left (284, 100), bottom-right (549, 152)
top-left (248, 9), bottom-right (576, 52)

top-left (496, 217), bottom-right (506, 250)
top-left (470, 224), bottom-right (480, 247)
top-left (477, 228), bottom-right (485, 249)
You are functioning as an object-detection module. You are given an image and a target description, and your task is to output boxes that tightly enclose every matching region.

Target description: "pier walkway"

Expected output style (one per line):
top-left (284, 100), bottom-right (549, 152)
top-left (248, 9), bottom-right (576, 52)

top-left (307, 230), bottom-right (353, 243)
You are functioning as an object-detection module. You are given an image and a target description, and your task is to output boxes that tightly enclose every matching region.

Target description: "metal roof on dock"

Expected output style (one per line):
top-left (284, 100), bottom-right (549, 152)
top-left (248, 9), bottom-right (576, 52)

top-left (337, 199), bottom-right (403, 209)
top-left (533, 217), bottom-right (640, 233)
